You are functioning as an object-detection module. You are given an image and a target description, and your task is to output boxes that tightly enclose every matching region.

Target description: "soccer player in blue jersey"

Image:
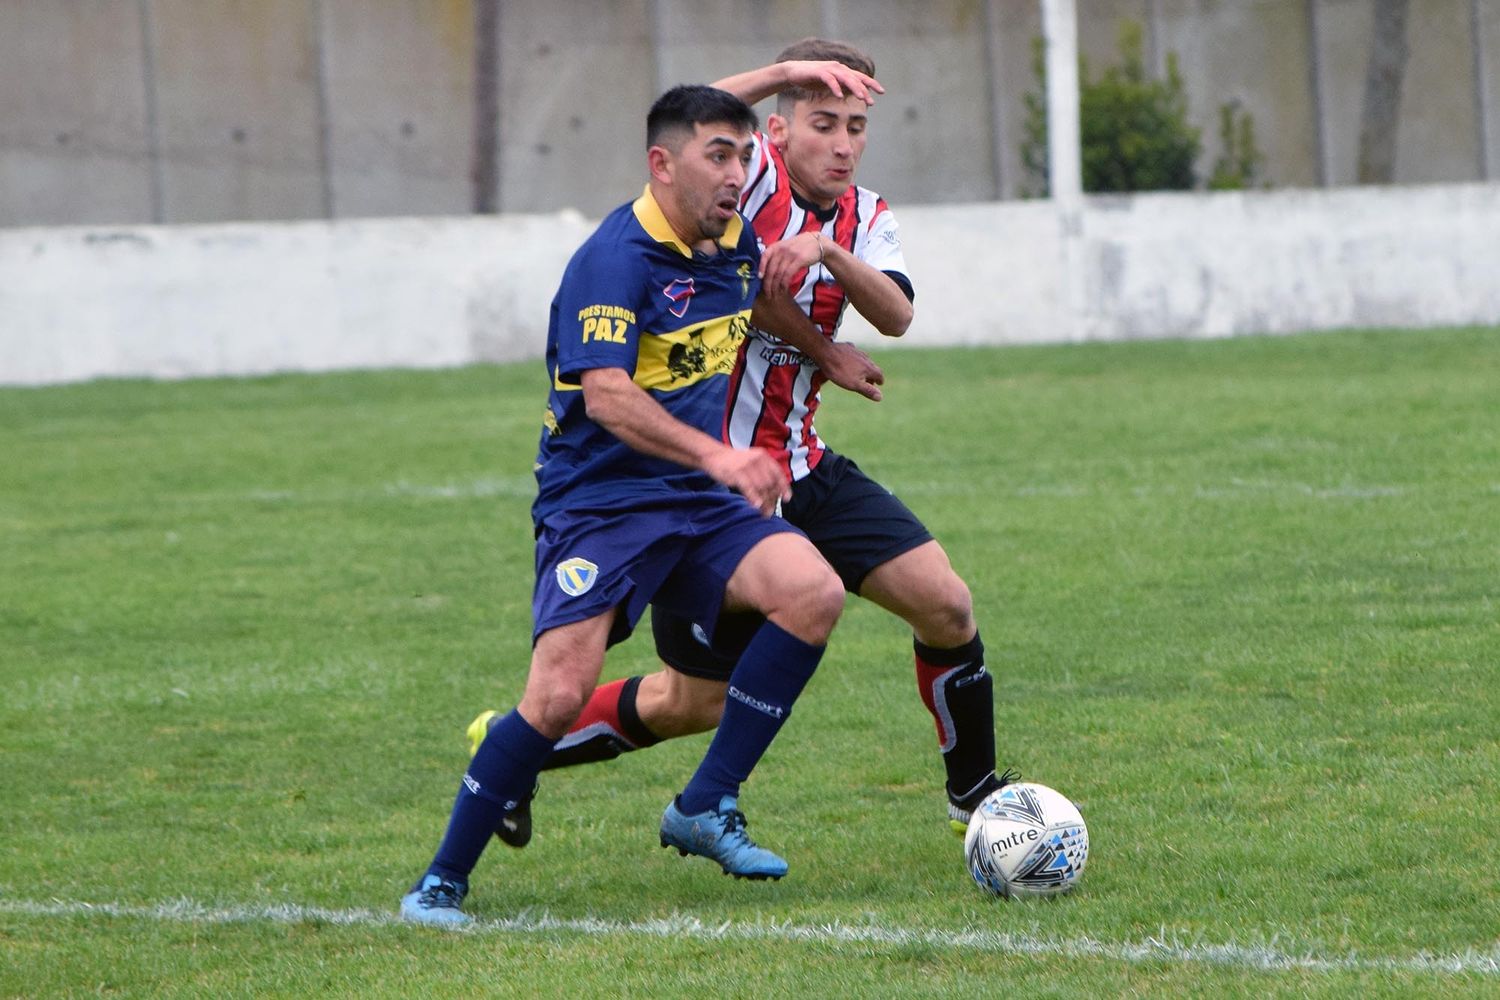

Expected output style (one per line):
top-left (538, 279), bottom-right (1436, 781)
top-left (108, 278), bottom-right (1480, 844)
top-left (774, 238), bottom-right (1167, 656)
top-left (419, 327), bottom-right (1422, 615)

top-left (468, 44), bottom-right (1013, 844)
top-left (400, 85), bottom-right (847, 925)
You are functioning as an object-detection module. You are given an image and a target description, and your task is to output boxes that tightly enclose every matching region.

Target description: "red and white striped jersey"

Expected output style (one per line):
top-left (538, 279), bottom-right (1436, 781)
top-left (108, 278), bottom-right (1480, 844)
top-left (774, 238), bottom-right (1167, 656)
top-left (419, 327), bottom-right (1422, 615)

top-left (725, 131), bottom-right (911, 482)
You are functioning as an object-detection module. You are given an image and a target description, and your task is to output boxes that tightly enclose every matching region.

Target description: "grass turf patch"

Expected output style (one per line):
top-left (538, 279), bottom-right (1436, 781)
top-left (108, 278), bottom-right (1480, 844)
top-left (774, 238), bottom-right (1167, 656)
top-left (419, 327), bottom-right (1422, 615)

top-left (2, 327), bottom-right (1496, 996)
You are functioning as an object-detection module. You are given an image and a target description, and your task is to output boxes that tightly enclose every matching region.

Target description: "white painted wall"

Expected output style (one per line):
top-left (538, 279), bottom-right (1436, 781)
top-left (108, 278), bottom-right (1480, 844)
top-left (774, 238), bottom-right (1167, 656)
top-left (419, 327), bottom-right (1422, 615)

top-left (3, 183), bottom-right (1499, 387)
top-left (0, 211), bottom-right (591, 385)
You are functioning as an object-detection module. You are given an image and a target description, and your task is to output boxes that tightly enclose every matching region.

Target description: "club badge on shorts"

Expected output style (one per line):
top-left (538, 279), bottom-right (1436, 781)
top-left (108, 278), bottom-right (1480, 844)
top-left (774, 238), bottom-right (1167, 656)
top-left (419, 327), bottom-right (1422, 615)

top-left (555, 556), bottom-right (599, 597)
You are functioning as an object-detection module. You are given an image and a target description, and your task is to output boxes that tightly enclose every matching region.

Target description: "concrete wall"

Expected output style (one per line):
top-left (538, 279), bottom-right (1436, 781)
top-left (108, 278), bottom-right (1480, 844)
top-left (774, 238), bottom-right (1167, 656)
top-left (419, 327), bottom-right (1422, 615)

top-left (4, 182), bottom-right (1497, 386)
top-left (0, 1), bottom-right (155, 225)
top-left (2, 0), bottom-right (1497, 225)
top-left (0, 211), bottom-right (592, 384)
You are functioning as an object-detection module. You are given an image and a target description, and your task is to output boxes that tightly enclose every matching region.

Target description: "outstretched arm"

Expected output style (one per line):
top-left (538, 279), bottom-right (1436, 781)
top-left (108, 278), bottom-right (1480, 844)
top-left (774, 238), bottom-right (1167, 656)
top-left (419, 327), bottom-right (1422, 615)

top-left (580, 367), bottom-right (789, 513)
top-left (713, 60), bottom-right (882, 106)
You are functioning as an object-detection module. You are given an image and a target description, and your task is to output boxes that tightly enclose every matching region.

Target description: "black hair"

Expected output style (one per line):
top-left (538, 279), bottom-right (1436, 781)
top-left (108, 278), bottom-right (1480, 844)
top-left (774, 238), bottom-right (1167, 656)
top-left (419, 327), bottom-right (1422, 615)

top-left (646, 84), bottom-right (758, 150)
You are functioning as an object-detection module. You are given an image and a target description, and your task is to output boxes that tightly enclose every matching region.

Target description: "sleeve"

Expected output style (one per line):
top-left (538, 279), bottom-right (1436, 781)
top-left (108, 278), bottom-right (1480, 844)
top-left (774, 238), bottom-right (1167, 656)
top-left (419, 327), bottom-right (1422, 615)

top-left (551, 240), bottom-right (646, 385)
top-left (858, 199), bottom-right (911, 294)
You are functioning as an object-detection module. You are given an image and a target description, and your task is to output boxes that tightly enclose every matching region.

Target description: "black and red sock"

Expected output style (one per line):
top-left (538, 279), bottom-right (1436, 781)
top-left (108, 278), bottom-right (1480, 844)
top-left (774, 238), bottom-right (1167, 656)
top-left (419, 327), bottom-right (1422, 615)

top-left (914, 632), bottom-right (996, 800)
top-left (543, 675), bottom-right (662, 771)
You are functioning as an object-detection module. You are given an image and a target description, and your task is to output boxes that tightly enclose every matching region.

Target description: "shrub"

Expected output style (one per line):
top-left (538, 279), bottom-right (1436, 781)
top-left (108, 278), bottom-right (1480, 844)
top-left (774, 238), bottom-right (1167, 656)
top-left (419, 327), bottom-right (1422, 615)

top-left (1207, 99), bottom-right (1266, 190)
top-left (1022, 20), bottom-right (1204, 195)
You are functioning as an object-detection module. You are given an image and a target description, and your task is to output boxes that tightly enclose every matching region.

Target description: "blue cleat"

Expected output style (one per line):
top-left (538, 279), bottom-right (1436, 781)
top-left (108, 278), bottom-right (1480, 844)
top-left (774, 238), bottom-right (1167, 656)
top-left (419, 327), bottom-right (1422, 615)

top-left (399, 873), bottom-right (470, 926)
top-left (659, 795), bottom-right (788, 880)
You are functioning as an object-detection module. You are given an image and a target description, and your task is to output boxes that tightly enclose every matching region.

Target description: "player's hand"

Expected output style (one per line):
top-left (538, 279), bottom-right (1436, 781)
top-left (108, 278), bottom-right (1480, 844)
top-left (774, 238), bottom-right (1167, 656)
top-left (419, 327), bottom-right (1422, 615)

top-left (782, 60), bottom-right (883, 105)
top-left (818, 341), bottom-right (884, 402)
top-left (705, 446), bottom-right (791, 515)
top-left (759, 232), bottom-right (826, 293)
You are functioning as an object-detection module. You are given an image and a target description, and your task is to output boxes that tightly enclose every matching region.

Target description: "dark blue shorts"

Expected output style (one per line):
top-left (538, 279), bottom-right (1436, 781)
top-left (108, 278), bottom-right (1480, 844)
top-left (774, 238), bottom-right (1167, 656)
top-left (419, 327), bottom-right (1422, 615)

top-left (652, 452), bottom-right (933, 678)
top-left (531, 489), bottom-right (802, 647)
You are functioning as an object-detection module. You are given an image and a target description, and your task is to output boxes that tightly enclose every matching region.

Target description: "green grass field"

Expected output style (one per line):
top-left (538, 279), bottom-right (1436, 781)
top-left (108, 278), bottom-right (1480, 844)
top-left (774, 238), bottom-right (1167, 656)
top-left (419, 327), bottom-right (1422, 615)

top-left (2, 327), bottom-right (1497, 997)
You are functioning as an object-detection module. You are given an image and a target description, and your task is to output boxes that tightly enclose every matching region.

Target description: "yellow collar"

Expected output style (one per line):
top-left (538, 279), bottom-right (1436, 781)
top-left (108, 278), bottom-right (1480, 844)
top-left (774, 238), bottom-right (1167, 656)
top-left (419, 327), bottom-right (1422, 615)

top-left (632, 185), bottom-right (743, 258)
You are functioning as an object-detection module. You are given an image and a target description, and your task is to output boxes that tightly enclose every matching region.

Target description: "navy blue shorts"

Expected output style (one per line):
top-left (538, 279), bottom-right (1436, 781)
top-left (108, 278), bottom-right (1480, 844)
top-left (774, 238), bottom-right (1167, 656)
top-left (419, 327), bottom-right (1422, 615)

top-left (531, 490), bottom-right (801, 647)
top-left (652, 451), bottom-right (933, 678)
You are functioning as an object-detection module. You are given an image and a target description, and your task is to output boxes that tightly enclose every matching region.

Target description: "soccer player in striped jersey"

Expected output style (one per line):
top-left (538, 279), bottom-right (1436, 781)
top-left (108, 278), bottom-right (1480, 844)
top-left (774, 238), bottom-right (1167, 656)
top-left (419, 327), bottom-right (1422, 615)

top-left (471, 41), bottom-right (1013, 845)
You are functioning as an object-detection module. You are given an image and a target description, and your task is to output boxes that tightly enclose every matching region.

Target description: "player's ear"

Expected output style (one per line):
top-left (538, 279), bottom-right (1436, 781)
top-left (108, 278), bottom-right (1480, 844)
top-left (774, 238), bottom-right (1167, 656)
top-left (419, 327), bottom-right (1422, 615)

top-left (647, 144), bottom-right (674, 184)
top-left (767, 113), bottom-right (790, 149)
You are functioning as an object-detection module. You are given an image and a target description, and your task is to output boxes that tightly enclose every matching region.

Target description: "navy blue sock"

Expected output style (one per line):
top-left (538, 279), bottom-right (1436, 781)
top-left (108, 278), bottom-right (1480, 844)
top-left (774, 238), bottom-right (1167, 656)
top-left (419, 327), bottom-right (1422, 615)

top-left (428, 710), bottom-right (554, 882)
top-left (678, 621), bottom-right (824, 815)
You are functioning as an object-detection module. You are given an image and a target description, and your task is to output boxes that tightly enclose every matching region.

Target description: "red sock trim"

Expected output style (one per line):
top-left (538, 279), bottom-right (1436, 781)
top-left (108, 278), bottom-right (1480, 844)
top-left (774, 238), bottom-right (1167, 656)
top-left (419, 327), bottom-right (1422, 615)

top-left (915, 654), bottom-right (956, 749)
top-left (568, 677), bottom-right (633, 746)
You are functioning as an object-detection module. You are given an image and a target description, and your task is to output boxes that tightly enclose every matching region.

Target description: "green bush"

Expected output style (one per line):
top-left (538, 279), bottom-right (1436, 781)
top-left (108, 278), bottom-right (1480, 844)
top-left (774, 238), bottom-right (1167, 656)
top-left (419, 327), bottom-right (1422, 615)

top-left (1023, 20), bottom-right (1211, 195)
top-left (1207, 99), bottom-right (1266, 190)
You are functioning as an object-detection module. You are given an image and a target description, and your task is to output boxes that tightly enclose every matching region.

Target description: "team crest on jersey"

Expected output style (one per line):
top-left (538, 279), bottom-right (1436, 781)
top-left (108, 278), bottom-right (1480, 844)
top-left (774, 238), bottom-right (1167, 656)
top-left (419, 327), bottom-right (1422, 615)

top-left (663, 278), bottom-right (695, 318)
top-left (737, 262), bottom-right (752, 300)
top-left (555, 557), bottom-right (599, 597)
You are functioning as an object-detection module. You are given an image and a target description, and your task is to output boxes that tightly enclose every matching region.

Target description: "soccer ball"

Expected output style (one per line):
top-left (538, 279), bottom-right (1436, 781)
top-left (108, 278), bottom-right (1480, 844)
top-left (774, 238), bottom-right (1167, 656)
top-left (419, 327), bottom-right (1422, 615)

top-left (963, 782), bottom-right (1089, 898)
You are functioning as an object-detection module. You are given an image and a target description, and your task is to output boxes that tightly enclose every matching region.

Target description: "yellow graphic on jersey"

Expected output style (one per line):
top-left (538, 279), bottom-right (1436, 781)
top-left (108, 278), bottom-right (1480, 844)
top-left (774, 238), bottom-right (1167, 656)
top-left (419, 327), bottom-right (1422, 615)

top-left (737, 262), bottom-right (752, 300)
top-left (634, 310), bottom-right (752, 392)
top-left (576, 304), bottom-right (637, 345)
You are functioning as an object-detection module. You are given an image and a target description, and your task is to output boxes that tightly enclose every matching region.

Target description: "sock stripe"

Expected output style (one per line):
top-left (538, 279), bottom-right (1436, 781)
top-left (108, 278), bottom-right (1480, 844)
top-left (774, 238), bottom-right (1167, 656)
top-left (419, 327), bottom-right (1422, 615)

top-left (616, 675), bottom-right (661, 748)
top-left (913, 631), bottom-right (982, 668)
top-left (919, 664), bottom-right (963, 753)
top-left (554, 720), bottom-right (629, 753)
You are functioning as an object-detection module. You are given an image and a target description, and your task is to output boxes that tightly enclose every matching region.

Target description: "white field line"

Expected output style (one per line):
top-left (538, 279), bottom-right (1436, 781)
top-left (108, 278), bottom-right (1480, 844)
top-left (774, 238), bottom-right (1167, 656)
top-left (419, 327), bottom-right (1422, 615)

top-left (1, 898), bottom-right (1496, 977)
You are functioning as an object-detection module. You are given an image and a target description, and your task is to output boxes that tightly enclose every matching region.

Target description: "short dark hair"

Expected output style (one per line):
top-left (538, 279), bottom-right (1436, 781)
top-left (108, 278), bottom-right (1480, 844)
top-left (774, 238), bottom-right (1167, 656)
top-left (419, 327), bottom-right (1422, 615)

top-left (773, 38), bottom-right (876, 116)
top-left (646, 85), bottom-right (758, 150)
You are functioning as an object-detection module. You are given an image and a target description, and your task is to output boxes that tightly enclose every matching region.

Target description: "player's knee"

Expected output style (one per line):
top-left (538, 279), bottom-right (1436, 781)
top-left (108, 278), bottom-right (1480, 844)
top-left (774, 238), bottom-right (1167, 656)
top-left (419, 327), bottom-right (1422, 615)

top-left (913, 573), bottom-right (975, 648)
top-left (527, 680), bottom-right (592, 738)
top-left (778, 564), bottom-right (844, 645)
top-left (813, 567), bottom-right (847, 623)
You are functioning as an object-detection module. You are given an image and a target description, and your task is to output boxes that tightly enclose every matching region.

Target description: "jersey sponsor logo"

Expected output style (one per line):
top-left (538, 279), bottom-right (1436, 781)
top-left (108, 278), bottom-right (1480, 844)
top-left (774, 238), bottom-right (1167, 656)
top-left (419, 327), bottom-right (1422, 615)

top-left (577, 304), bottom-right (637, 322)
top-left (759, 345), bottom-right (804, 367)
top-left (555, 556), bottom-right (599, 597)
top-left (663, 277), bottom-right (696, 318)
top-left (577, 304), bottom-right (636, 344)
top-left (634, 311), bottom-right (752, 391)
top-left (668, 336), bottom-right (708, 380)
top-left (582, 317), bottom-right (628, 344)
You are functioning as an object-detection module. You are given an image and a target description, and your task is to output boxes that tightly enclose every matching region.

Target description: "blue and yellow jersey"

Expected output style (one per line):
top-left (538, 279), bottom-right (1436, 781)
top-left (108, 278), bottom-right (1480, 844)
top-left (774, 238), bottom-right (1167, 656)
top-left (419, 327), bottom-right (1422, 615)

top-left (532, 186), bottom-right (761, 525)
